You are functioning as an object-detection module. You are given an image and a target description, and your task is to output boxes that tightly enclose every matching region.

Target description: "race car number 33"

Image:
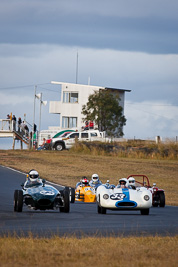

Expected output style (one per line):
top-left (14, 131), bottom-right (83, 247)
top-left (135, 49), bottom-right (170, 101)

top-left (110, 193), bottom-right (126, 200)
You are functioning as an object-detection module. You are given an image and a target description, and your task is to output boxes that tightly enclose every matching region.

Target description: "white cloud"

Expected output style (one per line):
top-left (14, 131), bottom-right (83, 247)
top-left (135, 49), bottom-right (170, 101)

top-left (124, 101), bottom-right (178, 139)
top-left (0, 92), bottom-right (33, 105)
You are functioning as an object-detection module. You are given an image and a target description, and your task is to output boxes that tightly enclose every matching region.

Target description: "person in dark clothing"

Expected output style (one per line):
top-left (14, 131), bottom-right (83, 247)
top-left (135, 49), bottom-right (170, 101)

top-left (33, 124), bottom-right (37, 133)
top-left (18, 117), bottom-right (22, 132)
top-left (84, 121), bottom-right (89, 130)
top-left (7, 114), bottom-right (10, 130)
top-left (24, 124), bottom-right (29, 137)
top-left (12, 115), bottom-right (16, 131)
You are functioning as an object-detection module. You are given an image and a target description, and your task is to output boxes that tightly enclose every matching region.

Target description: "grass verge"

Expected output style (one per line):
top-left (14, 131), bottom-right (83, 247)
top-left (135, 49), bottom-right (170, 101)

top-left (0, 235), bottom-right (178, 267)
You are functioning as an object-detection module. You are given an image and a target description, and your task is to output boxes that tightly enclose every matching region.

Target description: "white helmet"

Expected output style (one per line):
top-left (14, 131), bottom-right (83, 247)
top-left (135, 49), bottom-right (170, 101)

top-left (128, 177), bottom-right (135, 186)
top-left (28, 170), bottom-right (39, 183)
top-left (119, 178), bottom-right (128, 187)
top-left (92, 173), bottom-right (99, 183)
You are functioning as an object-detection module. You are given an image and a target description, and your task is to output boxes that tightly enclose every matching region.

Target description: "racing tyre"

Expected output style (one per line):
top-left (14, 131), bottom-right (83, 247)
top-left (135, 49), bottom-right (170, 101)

top-left (159, 192), bottom-right (165, 207)
top-left (140, 209), bottom-right (149, 215)
top-left (14, 190), bottom-right (18, 211)
top-left (100, 207), bottom-right (106, 214)
top-left (70, 188), bottom-right (75, 203)
top-left (97, 195), bottom-right (106, 214)
top-left (65, 186), bottom-right (70, 193)
top-left (97, 204), bottom-right (101, 214)
top-left (54, 142), bottom-right (64, 151)
top-left (63, 189), bottom-right (70, 213)
top-left (152, 202), bottom-right (158, 207)
top-left (14, 190), bottom-right (23, 212)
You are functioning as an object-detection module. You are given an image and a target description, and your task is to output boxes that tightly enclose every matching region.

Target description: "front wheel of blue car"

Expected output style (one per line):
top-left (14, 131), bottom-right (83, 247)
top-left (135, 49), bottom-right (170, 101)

top-left (60, 189), bottom-right (70, 213)
top-left (14, 190), bottom-right (23, 212)
top-left (70, 188), bottom-right (75, 203)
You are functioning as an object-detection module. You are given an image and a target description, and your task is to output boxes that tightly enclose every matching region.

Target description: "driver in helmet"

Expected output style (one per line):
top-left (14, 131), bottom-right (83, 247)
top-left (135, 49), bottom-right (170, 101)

top-left (89, 173), bottom-right (102, 189)
top-left (25, 169), bottom-right (42, 187)
top-left (81, 177), bottom-right (89, 186)
top-left (128, 177), bottom-right (136, 189)
top-left (76, 176), bottom-right (89, 188)
top-left (117, 178), bottom-right (128, 188)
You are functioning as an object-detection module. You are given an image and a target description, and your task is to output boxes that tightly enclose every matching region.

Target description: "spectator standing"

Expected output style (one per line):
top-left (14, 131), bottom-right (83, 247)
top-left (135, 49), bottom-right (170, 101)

top-left (89, 120), bottom-right (94, 129)
top-left (24, 124), bottom-right (29, 137)
top-left (84, 121), bottom-right (89, 130)
top-left (33, 123), bottom-right (37, 133)
top-left (9, 113), bottom-right (12, 130)
top-left (21, 121), bottom-right (26, 136)
top-left (12, 115), bottom-right (17, 131)
top-left (7, 114), bottom-right (10, 130)
top-left (18, 117), bottom-right (22, 132)
top-left (33, 132), bottom-right (37, 149)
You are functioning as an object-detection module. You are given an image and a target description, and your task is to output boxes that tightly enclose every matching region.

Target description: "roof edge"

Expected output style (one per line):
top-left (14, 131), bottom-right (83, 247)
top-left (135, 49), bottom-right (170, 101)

top-left (51, 81), bottom-right (131, 92)
top-left (105, 87), bottom-right (131, 92)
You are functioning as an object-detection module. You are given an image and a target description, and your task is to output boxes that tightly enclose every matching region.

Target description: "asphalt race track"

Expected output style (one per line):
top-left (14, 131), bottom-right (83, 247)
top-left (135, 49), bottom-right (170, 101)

top-left (0, 165), bottom-right (177, 237)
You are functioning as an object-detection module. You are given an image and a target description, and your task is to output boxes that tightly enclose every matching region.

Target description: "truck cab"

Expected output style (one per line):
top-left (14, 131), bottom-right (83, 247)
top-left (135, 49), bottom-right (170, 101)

top-left (51, 130), bottom-right (106, 151)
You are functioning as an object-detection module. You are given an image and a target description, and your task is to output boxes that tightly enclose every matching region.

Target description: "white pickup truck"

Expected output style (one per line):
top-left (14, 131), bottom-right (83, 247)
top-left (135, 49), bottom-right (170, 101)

top-left (51, 130), bottom-right (109, 151)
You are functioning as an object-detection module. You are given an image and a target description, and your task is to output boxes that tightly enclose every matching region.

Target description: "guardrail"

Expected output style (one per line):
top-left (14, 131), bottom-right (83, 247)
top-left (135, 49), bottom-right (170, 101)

top-left (0, 119), bottom-right (13, 131)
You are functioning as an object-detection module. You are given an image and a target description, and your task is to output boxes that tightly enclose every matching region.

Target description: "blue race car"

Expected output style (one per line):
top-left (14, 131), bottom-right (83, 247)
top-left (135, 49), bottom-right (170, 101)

top-left (14, 170), bottom-right (70, 213)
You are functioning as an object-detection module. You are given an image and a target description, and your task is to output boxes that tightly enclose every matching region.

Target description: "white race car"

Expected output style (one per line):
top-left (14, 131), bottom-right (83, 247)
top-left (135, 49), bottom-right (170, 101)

top-left (96, 182), bottom-right (152, 215)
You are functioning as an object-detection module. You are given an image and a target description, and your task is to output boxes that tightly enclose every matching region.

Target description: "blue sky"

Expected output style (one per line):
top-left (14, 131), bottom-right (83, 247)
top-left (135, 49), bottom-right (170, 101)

top-left (0, 0), bottom-right (178, 148)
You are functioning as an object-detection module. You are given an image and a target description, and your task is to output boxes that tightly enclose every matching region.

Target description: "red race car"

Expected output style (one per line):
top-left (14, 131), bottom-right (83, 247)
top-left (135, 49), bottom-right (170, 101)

top-left (127, 174), bottom-right (165, 207)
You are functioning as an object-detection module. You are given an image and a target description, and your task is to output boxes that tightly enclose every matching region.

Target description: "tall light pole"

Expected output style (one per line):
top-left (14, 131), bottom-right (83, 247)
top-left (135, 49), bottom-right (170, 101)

top-left (32, 86), bottom-right (42, 149)
top-left (39, 93), bottom-right (47, 134)
top-left (32, 85), bottom-right (37, 149)
top-left (39, 93), bottom-right (42, 135)
top-left (38, 93), bottom-right (47, 146)
top-left (76, 51), bottom-right (78, 84)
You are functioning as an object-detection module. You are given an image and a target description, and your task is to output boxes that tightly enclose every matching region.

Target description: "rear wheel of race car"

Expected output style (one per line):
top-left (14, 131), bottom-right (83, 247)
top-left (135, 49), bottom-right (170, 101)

top-left (152, 202), bottom-right (158, 207)
top-left (159, 192), bottom-right (165, 207)
top-left (63, 189), bottom-right (70, 213)
top-left (70, 188), bottom-right (75, 203)
top-left (140, 209), bottom-right (149, 215)
top-left (14, 190), bottom-right (23, 212)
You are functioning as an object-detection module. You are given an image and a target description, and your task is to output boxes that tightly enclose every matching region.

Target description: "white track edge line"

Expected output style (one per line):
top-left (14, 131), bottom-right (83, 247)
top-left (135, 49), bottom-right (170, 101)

top-left (0, 165), bottom-right (65, 188)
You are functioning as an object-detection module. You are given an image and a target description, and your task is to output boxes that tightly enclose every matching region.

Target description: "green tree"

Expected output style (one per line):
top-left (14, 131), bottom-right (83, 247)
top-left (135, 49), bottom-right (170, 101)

top-left (82, 90), bottom-right (126, 137)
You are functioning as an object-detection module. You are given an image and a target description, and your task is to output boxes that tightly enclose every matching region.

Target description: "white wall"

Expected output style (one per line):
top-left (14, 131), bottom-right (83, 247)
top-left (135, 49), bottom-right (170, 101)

top-left (49, 82), bottom-right (126, 130)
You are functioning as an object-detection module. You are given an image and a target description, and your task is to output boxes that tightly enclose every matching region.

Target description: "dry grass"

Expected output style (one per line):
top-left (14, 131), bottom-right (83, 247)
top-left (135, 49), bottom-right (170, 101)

top-left (0, 149), bottom-right (178, 205)
top-left (71, 140), bottom-right (178, 160)
top-left (0, 235), bottom-right (178, 267)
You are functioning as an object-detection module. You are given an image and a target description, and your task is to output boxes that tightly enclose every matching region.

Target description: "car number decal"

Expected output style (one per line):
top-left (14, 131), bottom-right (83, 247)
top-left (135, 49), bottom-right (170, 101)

top-left (84, 187), bottom-right (91, 191)
top-left (40, 191), bottom-right (55, 195)
top-left (110, 193), bottom-right (126, 200)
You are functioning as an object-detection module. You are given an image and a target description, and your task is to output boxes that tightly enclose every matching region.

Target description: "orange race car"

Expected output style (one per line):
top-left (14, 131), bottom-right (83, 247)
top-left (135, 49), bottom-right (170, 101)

top-left (75, 177), bottom-right (96, 202)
